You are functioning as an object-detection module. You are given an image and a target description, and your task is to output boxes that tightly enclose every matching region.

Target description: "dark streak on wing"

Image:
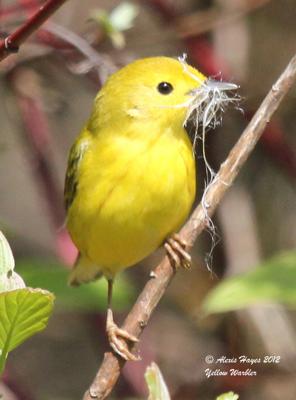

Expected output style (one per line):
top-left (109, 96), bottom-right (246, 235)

top-left (64, 140), bottom-right (88, 211)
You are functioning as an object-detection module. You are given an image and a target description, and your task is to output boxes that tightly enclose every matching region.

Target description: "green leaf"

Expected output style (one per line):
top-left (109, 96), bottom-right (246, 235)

top-left (145, 362), bottom-right (171, 400)
top-left (203, 251), bottom-right (296, 314)
top-left (17, 259), bottom-right (135, 312)
top-left (0, 231), bottom-right (15, 275)
top-left (109, 31), bottom-right (125, 49)
top-left (91, 10), bottom-right (113, 33)
top-left (216, 392), bottom-right (239, 400)
top-left (90, 2), bottom-right (138, 49)
top-left (0, 233), bottom-right (55, 376)
top-left (89, 11), bottom-right (125, 48)
top-left (109, 2), bottom-right (139, 31)
top-left (0, 288), bottom-right (54, 374)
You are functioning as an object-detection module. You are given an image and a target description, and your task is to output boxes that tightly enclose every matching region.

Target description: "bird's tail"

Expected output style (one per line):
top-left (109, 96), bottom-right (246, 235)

top-left (68, 253), bottom-right (102, 286)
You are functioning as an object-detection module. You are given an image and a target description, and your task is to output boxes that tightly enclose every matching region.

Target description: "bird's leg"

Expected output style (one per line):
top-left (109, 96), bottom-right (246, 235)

top-left (164, 233), bottom-right (192, 270)
top-left (106, 279), bottom-right (139, 361)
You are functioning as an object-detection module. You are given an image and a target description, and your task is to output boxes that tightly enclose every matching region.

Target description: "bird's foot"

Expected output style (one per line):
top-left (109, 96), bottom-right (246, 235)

top-left (107, 319), bottom-right (140, 361)
top-left (164, 233), bottom-right (191, 270)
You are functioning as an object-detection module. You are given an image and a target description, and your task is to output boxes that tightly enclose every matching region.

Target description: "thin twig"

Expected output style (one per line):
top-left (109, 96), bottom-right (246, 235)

top-left (83, 53), bottom-right (296, 400)
top-left (0, 0), bottom-right (69, 62)
top-left (43, 21), bottom-right (117, 83)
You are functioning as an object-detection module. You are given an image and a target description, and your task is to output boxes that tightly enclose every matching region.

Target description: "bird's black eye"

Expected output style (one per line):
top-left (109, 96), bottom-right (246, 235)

top-left (157, 82), bottom-right (173, 95)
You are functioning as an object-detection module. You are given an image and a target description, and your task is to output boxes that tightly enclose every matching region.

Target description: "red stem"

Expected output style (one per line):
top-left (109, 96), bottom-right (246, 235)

top-left (0, 0), bottom-right (37, 18)
top-left (250, 113), bottom-right (296, 179)
top-left (0, 0), bottom-right (69, 61)
top-left (144, 0), bottom-right (177, 21)
top-left (11, 73), bottom-right (65, 227)
top-left (3, 370), bottom-right (36, 400)
top-left (10, 67), bottom-right (78, 265)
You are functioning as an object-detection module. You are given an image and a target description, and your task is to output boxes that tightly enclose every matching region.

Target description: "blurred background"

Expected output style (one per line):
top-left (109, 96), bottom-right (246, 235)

top-left (0, 0), bottom-right (296, 399)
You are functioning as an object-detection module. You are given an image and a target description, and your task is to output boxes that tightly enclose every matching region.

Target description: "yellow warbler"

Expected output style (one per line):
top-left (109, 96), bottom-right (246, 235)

top-left (64, 56), bottom-right (236, 360)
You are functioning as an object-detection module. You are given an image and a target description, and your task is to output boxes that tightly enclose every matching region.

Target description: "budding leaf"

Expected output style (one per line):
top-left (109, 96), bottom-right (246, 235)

top-left (145, 362), bottom-right (171, 400)
top-left (217, 392), bottom-right (239, 400)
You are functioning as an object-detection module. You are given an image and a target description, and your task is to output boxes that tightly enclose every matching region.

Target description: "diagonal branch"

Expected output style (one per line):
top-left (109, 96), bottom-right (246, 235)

top-left (0, 0), bottom-right (69, 62)
top-left (83, 53), bottom-right (296, 400)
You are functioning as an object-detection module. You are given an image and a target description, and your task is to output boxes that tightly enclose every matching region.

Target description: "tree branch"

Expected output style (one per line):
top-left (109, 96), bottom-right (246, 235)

top-left (0, 0), bottom-right (69, 62)
top-left (83, 54), bottom-right (296, 399)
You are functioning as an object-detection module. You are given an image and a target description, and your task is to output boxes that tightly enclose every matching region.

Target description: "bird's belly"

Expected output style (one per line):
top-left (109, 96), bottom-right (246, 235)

top-left (67, 135), bottom-right (195, 276)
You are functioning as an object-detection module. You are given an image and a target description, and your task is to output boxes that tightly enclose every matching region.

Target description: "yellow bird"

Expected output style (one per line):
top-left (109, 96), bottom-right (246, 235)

top-left (64, 56), bottom-right (235, 360)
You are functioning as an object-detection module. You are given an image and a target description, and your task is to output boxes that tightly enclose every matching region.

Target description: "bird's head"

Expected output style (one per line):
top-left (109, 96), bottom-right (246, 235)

top-left (89, 56), bottom-right (238, 137)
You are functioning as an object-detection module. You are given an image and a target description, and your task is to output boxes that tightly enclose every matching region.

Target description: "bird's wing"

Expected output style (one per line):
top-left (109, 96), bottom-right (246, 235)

top-left (64, 134), bottom-right (89, 211)
top-left (68, 253), bottom-right (102, 286)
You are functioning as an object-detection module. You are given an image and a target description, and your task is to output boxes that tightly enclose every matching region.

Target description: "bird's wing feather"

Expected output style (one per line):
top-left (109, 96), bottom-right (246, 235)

top-left (68, 253), bottom-right (102, 286)
top-left (64, 135), bottom-right (89, 211)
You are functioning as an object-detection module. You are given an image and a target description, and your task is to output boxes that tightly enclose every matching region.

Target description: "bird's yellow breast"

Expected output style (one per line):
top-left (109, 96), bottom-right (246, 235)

top-left (66, 124), bottom-right (196, 277)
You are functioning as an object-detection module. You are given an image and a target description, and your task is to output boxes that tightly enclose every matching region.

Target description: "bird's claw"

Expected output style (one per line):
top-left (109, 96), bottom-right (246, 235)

top-left (164, 233), bottom-right (191, 269)
top-left (107, 322), bottom-right (140, 361)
